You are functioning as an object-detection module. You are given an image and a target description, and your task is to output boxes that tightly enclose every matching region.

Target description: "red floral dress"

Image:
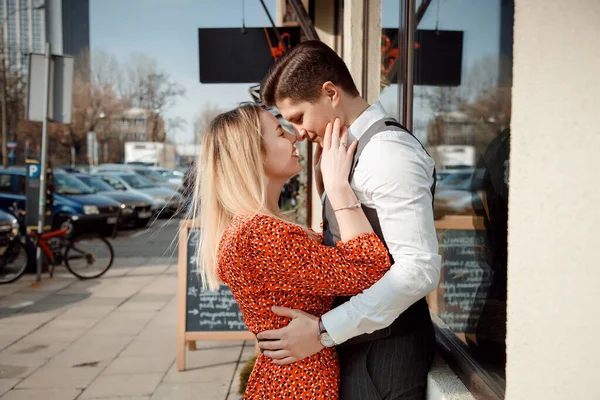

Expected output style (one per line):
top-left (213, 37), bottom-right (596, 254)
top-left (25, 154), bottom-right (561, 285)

top-left (217, 214), bottom-right (391, 399)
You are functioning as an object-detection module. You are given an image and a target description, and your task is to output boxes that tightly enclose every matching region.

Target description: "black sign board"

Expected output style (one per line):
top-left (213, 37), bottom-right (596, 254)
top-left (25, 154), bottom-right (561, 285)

top-left (437, 229), bottom-right (491, 333)
top-left (382, 29), bottom-right (464, 86)
top-left (198, 27), bottom-right (301, 84)
top-left (184, 228), bottom-right (246, 332)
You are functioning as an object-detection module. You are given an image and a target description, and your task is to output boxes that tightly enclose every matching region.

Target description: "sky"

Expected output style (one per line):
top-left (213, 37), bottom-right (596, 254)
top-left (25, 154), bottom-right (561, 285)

top-left (90, 0), bottom-right (278, 144)
top-left (90, 0), bottom-right (501, 144)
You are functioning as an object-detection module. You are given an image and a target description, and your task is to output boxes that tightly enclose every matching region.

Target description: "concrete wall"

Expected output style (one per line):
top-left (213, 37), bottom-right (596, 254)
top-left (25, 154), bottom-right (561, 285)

top-left (507, 0), bottom-right (600, 398)
top-left (343, 0), bottom-right (381, 104)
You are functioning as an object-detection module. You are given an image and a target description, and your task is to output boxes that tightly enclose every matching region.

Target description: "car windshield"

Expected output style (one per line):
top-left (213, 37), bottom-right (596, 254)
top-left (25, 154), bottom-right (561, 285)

top-left (136, 169), bottom-right (167, 182)
top-left (54, 174), bottom-right (95, 195)
top-left (120, 174), bottom-right (157, 189)
top-left (78, 176), bottom-right (114, 192)
top-left (437, 170), bottom-right (484, 191)
top-left (155, 169), bottom-right (179, 179)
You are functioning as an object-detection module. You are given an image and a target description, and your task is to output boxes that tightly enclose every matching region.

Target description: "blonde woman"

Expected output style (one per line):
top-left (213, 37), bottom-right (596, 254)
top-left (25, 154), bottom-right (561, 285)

top-left (192, 103), bottom-right (391, 399)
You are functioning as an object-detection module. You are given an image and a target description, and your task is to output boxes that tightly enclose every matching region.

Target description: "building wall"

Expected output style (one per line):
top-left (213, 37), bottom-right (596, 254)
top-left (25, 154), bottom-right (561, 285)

top-left (507, 0), bottom-right (600, 398)
top-left (61, 0), bottom-right (90, 72)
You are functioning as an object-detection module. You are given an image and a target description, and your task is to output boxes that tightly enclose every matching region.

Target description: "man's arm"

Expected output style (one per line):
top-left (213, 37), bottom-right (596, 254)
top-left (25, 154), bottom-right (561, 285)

top-left (321, 133), bottom-right (441, 344)
top-left (258, 133), bottom-right (441, 361)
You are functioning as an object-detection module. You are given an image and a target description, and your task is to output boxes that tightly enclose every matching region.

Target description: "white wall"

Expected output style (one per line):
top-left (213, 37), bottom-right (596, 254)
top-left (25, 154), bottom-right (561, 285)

top-left (507, 0), bottom-right (600, 398)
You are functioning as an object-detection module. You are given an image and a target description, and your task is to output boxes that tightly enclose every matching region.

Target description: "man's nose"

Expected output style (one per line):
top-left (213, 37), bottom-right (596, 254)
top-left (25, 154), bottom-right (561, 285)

top-left (294, 128), bottom-right (308, 141)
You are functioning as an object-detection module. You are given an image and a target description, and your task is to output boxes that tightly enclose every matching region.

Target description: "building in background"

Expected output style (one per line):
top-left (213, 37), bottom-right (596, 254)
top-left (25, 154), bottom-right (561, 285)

top-left (113, 107), bottom-right (166, 143)
top-left (0, 0), bottom-right (90, 75)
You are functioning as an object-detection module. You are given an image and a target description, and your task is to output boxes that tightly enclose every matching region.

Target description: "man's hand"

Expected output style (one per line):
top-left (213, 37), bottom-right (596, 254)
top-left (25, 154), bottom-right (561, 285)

top-left (314, 144), bottom-right (325, 198)
top-left (256, 306), bottom-right (324, 365)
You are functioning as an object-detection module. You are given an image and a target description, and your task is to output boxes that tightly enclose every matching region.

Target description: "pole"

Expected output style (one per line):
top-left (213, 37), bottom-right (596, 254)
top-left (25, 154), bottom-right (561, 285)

top-left (1, 38), bottom-right (7, 168)
top-left (36, 41), bottom-right (51, 283)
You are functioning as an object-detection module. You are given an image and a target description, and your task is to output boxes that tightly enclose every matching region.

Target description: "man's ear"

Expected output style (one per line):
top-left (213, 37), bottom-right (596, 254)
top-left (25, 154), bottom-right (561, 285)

top-left (322, 81), bottom-right (340, 106)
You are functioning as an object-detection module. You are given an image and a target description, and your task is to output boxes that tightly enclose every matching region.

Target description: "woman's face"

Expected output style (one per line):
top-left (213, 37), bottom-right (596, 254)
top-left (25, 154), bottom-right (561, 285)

top-left (259, 109), bottom-right (302, 182)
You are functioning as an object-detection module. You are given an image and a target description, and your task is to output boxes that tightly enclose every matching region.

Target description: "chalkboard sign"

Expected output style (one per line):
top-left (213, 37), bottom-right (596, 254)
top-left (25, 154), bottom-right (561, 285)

top-left (436, 229), bottom-right (491, 334)
top-left (185, 228), bottom-right (246, 332)
top-left (177, 221), bottom-right (254, 371)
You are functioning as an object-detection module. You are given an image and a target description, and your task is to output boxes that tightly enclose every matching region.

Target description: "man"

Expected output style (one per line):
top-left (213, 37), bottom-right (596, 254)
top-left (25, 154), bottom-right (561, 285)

top-left (258, 40), bottom-right (441, 399)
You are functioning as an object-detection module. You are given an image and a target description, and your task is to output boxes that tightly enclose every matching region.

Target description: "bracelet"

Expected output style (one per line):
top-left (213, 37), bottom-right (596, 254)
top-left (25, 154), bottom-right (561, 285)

top-left (333, 201), bottom-right (361, 212)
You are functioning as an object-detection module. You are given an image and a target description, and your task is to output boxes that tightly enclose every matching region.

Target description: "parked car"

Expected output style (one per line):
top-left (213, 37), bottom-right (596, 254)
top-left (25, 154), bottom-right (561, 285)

top-left (73, 174), bottom-right (154, 228)
top-left (91, 164), bottom-right (182, 193)
top-left (0, 169), bottom-right (121, 237)
top-left (149, 167), bottom-right (184, 186)
top-left (0, 208), bottom-right (18, 256)
top-left (91, 172), bottom-right (184, 216)
top-left (128, 166), bottom-right (182, 193)
top-left (434, 169), bottom-right (485, 220)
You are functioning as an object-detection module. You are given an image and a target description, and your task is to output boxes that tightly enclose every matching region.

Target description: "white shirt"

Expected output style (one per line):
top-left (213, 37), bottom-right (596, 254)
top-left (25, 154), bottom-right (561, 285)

top-left (321, 102), bottom-right (442, 345)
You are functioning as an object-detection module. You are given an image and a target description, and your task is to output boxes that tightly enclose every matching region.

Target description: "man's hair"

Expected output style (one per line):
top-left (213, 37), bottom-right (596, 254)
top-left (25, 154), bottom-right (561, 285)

top-left (261, 40), bottom-right (360, 107)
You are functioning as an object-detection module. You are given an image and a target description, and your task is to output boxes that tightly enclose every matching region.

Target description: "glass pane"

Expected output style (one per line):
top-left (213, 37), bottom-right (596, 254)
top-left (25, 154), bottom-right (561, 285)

top-left (412, 0), bottom-right (513, 384)
top-left (381, 0), bottom-right (401, 120)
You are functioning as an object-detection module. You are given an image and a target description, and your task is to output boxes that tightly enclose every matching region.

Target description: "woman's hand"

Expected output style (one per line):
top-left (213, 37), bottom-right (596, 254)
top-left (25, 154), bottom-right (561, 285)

top-left (320, 118), bottom-right (358, 207)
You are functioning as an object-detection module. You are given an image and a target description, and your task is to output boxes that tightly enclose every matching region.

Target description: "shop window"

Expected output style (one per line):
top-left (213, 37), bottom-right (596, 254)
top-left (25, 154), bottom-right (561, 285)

top-left (382, 0), bottom-right (513, 397)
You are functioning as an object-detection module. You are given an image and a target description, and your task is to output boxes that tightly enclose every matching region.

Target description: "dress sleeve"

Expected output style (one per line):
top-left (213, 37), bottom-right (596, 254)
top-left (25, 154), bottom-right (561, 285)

top-left (246, 215), bottom-right (391, 296)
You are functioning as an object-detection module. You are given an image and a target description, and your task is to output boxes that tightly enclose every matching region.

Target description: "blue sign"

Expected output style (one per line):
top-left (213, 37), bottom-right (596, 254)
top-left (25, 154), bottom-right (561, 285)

top-left (27, 163), bottom-right (41, 179)
top-left (6, 141), bottom-right (16, 149)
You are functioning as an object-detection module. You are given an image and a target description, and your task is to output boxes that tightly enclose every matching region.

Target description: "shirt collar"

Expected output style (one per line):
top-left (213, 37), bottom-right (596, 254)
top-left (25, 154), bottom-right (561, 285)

top-left (347, 101), bottom-right (389, 142)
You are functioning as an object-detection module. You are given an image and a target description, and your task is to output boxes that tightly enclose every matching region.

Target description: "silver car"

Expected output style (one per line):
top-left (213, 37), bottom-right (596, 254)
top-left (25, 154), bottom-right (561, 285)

top-left (92, 172), bottom-right (184, 216)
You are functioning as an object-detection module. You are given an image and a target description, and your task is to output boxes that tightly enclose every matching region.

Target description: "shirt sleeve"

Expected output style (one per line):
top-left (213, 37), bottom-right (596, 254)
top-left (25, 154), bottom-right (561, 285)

top-left (321, 132), bottom-right (442, 345)
top-left (246, 215), bottom-right (391, 297)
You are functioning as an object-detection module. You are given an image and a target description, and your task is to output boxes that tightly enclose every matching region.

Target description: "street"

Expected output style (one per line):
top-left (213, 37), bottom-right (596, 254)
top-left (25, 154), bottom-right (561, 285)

top-left (0, 218), bottom-right (253, 400)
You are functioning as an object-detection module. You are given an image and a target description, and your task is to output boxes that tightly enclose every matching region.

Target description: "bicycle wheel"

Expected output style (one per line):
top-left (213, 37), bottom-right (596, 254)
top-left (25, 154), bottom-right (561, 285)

top-left (0, 239), bottom-right (29, 284)
top-left (64, 234), bottom-right (114, 279)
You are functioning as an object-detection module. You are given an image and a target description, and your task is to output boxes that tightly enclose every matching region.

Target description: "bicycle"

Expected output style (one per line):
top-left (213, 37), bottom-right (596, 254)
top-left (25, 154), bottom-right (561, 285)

top-left (0, 206), bottom-right (115, 283)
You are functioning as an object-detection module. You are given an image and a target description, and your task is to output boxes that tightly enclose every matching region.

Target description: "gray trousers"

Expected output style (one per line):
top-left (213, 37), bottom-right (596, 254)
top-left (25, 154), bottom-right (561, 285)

top-left (338, 325), bottom-right (436, 400)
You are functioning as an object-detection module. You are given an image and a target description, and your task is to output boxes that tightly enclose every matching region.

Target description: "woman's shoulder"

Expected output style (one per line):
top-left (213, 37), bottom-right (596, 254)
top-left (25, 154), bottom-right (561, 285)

top-left (231, 213), bottom-right (295, 231)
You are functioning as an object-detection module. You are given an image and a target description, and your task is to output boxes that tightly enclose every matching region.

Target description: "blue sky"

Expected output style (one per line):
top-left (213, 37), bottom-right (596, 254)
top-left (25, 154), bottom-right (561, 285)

top-left (90, 0), bottom-right (277, 144)
top-left (91, 0), bottom-right (501, 143)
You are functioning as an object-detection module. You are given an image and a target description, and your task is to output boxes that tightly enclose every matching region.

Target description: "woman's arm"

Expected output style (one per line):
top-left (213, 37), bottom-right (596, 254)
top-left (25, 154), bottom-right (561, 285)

top-left (247, 215), bottom-right (390, 297)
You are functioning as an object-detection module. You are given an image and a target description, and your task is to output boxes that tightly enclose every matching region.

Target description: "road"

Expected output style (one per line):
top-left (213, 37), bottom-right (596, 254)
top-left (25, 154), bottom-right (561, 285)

top-left (111, 215), bottom-right (181, 260)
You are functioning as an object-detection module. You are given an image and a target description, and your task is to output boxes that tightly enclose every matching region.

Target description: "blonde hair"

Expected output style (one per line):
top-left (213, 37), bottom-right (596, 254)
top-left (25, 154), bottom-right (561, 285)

top-left (189, 103), bottom-right (290, 290)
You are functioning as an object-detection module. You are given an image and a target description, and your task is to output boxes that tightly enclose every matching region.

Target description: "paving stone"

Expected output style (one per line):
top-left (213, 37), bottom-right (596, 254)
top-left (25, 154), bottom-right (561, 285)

top-left (17, 366), bottom-right (102, 389)
top-left (103, 355), bottom-right (174, 375)
top-left (79, 373), bottom-right (163, 399)
top-left (0, 388), bottom-right (81, 400)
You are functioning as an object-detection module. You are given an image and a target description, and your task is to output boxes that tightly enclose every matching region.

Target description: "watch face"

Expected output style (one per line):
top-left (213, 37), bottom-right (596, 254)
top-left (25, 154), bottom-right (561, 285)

top-left (320, 333), bottom-right (336, 348)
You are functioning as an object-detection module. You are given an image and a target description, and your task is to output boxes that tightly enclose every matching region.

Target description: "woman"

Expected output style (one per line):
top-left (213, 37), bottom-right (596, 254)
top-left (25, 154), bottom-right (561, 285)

top-left (192, 103), bottom-right (391, 399)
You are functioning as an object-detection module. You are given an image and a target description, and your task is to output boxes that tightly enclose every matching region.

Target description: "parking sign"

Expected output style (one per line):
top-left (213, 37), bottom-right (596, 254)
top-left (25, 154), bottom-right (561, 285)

top-left (27, 163), bottom-right (41, 179)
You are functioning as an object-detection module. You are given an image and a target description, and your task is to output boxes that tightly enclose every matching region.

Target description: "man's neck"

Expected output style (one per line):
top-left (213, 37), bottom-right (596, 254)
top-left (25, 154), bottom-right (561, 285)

top-left (343, 97), bottom-right (371, 127)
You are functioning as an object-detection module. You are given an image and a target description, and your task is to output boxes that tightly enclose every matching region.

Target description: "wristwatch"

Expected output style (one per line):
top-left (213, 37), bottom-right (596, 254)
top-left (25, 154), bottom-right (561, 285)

top-left (318, 317), bottom-right (336, 348)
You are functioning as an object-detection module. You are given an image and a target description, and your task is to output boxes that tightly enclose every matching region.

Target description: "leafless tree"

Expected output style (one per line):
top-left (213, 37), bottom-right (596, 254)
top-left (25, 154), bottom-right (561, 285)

top-left (167, 116), bottom-right (187, 143)
top-left (62, 48), bottom-right (126, 164)
top-left (124, 53), bottom-right (185, 142)
top-left (193, 102), bottom-right (223, 145)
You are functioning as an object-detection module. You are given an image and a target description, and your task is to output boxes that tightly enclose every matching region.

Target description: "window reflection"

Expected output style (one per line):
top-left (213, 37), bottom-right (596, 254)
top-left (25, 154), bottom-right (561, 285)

top-left (383, 0), bottom-right (513, 386)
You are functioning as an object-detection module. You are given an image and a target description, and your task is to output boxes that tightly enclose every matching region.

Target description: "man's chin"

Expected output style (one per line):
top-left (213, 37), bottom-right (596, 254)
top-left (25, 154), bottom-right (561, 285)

top-left (310, 137), bottom-right (323, 146)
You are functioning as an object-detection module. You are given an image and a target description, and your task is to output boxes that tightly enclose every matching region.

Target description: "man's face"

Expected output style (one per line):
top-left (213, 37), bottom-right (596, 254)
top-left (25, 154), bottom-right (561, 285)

top-left (276, 94), bottom-right (337, 146)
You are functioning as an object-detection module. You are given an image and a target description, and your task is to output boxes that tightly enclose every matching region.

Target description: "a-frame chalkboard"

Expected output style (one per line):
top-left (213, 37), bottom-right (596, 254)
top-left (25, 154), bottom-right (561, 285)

top-left (177, 220), bottom-right (254, 371)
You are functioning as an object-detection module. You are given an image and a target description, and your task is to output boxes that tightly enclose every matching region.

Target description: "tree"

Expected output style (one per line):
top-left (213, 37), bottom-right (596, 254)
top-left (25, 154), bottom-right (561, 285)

top-left (63, 48), bottom-right (126, 165)
top-left (193, 103), bottom-right (223, 145)
top-left (167, 116), bottom-right (187, 143)
top-left (124, 54), bottom-right (185, 142)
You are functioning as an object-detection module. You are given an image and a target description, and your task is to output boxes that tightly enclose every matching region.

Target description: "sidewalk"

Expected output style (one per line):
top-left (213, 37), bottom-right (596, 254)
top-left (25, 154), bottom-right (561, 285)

top-left (0, 257), bottom-right (253, 400)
